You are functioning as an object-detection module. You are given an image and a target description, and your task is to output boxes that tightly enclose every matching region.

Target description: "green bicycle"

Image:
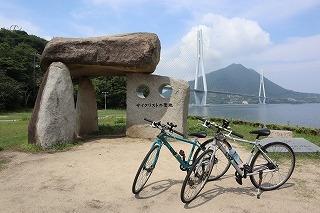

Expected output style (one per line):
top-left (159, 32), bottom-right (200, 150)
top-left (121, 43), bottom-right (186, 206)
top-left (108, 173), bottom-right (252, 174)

top-left (132, 118), bottom-right (208, 194)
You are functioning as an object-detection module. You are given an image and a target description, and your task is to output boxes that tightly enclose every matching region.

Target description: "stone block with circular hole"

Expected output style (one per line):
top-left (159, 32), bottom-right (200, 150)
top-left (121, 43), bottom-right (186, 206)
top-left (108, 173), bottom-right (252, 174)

top-left (126, 74), bottom-right (189, 138)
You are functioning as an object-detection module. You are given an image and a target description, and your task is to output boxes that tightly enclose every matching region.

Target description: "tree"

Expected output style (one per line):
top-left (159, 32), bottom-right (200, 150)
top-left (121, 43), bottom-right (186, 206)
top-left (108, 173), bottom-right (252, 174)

top-left (0, 28), bottom-right (129, 110)
top-left (0, 28), bottom-right (47, 110)
top-left (0, 74), bottom-right (23, 109)
top-left (92, 76), bottom-right (126, 109)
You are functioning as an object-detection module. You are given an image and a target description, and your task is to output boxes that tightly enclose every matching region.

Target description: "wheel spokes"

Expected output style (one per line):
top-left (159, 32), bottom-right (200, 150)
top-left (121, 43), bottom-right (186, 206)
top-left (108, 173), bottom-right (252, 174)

top-left (253, 143), bottom-right (294, 189)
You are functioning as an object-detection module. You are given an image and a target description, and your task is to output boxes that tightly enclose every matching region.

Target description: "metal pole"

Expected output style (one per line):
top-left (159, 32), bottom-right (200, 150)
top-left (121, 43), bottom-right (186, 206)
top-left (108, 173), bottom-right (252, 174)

top-left (33, 53), bottom-right (36, 92)
top-left (102, 92), bottom-right (107, 110)
top-left (194, 29), bottom-right (200, 90)
top-left (199, 29), bottom-right (207, 105)
top-left (104, 93), bottom-right (107, 110)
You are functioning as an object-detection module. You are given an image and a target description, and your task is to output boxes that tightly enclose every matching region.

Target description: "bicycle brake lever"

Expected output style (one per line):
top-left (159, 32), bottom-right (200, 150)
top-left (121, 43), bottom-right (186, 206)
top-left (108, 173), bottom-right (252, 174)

top-left (151, 122), bottom-right (157, 128)
top-left (151, 121), bottom-right (161, 128)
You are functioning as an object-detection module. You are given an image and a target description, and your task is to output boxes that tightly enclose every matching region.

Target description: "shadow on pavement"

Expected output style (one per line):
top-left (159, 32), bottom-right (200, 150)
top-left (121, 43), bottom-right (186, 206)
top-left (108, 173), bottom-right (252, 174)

top-left (135, 179), bottom-right (182, 199)
top-left (184, 181), bottom-right (295, 209)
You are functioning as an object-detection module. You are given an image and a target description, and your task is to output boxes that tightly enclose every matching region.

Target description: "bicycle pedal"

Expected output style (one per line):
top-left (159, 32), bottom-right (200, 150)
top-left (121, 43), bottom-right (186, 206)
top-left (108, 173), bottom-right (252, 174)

top-left (257, 191), bottom-right (262, 199)
top-left (235, 172), bottom-right (243, 185)
top-left (179, 150), bottom-right (186, 161)
top-left (235, 176), bottom-right (243, 185)
top-left (179, 150), bottom-right (185, 157)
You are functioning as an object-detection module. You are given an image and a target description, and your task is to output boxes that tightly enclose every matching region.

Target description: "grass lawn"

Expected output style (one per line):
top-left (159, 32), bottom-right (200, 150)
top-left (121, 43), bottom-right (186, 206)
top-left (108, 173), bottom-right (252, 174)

top-left (1, 109), bottom-right (319, 161)
top-left (0, 109), bottom-right (126, 152)
top-left (0, 110), bottom-right (37, 152)
top-left (96, 109), bottom-right (126, 136)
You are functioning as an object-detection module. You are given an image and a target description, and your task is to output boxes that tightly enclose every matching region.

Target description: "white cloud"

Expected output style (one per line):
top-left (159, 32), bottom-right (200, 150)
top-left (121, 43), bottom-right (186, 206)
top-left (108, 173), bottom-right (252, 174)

top-left (155, 14), bottom-right (271, 80)
top-left (249, 35), bottom-right (320, 93)
top-left (253, 35), bottom-right (320, 63)
top-left (155, 13), bottom-right (320, 93)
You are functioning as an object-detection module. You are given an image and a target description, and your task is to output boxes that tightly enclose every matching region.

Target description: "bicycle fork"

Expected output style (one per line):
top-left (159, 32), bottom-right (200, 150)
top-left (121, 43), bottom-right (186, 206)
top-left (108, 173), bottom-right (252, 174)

top-left (257, 171), bottom-right (263, 199)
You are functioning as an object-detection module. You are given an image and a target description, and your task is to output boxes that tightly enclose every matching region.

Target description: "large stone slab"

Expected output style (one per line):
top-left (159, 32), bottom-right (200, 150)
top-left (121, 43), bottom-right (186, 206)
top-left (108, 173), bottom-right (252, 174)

top-left (260, 137), bottom-right (320, 153)
top-left (126, 74), bottom-right (189, 138)
top-left (76, 78), bottom-right (98, 136)
top-left (41, 33), bottom-right (161, 78)
top-left (269, 130), bottom-right (293, 138)
top-left (28, 62), bottom-right (76, 148)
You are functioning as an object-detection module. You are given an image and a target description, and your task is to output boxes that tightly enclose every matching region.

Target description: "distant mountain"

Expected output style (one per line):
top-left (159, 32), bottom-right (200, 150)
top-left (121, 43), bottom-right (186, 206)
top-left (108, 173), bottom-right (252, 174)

top-left (189, 64), bottom-right (320, 104)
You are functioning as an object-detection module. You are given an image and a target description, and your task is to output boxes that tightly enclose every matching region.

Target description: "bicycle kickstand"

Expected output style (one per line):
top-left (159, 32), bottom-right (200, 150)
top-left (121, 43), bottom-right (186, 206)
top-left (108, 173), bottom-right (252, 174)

top-left (257, 171), bottom-right (263, 199)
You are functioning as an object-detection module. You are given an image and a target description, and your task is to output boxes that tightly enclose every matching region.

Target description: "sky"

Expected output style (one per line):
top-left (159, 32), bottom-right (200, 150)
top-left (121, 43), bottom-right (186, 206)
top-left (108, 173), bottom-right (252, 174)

top-left (0, 0), bottom-right (320, 93)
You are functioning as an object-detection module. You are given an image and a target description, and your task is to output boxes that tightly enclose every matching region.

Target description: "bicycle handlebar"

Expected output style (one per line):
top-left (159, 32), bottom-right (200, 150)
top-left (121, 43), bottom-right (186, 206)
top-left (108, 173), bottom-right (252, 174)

top-left (197, 117), bottom-right (244, 139)
top-left (144, 118), bottom-right (153, 123)
top-left (172, 129), bottom-right (185, 137)
top-left (144, 118), bottom-right (185, 137)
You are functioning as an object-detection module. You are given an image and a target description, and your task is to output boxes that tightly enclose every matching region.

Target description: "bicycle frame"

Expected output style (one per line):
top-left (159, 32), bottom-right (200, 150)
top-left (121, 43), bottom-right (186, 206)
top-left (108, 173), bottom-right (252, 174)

top-left (150, 130), bottom-right (202, 171)
top-left (212, 133), bottom-right (278, 178)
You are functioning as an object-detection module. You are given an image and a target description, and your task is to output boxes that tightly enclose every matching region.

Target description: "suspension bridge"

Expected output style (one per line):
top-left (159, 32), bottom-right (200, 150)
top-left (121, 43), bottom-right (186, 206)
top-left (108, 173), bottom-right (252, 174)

top-left (191, 27), bottom-right (267, 106)
top-left (154, 26), bottom-right (311, 105)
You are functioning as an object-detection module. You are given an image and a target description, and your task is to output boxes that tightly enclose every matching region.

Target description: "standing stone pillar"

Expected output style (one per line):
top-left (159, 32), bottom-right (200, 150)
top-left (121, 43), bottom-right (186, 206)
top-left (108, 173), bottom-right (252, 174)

top-left (28, 62), bottom-right (76, 148)
top-left (76, 78), bottom-right (98, 136)
top-left (126, 74), bottom-right (189, 138)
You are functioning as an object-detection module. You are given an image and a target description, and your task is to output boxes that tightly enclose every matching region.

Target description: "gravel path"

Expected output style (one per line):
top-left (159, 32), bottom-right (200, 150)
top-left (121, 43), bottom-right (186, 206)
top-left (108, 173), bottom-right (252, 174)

top-left (0, 137), bottom-right (319, 213)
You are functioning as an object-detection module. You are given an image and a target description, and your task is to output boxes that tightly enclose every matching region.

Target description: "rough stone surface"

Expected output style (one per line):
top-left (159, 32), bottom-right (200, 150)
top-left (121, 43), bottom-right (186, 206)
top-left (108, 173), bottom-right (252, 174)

top-left (260, 137), bottom-right (320, 153)
top-left (269, 130), bottom-right (293, 138)
top-left (76, 78), bottom-right (98, 136)
top-left (41, 33), bottom-right (161, 77)
top-left (28, 62), bottom-right (76, 147)
top-left (126, 74), bottom-right (189, 138)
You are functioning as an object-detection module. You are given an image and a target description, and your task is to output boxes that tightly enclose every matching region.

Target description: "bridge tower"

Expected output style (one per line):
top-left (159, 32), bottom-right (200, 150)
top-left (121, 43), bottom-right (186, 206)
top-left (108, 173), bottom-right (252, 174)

top-left (259, 70), bottom-right (266, 104)
top-left (194, 28), bottom-right (208, 105)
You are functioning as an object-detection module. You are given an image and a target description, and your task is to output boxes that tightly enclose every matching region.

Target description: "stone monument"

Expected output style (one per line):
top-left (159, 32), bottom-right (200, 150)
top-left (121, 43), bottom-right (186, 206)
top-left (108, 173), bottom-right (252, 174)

top-left (28, 33), bottom-right (190, 148)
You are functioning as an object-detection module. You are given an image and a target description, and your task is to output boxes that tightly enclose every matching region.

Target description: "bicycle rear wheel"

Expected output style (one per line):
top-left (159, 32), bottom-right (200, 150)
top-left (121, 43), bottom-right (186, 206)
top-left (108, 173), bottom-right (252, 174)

top-left (250, 142), bottom-right (295, 191)
top-left (132, 145), bottom-right (160, 194)
top-left (193, 139), bottom-right (231, 181)
top-left (181, 149), bottom-right (214, 203)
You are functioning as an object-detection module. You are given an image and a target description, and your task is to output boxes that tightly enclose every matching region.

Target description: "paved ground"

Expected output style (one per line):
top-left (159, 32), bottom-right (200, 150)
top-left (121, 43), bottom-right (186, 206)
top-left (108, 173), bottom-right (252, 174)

top-left (0, 137), bottom-right (319, 213)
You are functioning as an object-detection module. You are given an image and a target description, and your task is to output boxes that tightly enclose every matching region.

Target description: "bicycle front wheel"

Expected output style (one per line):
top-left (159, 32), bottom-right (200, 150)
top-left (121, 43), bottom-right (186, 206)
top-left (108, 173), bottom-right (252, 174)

top-left (250, 142), bottom-right (295, 191)
top-left (181, 149), bottom-right (214, 203)
top-left (132, 145), bottom-right (160, 194)
top-left (193, 139), bottom-right (231, 181)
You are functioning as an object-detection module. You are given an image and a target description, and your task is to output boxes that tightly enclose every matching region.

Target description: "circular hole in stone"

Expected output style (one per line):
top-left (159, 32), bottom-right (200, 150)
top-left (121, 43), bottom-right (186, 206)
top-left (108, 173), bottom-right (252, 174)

top-left (159, 84), bottom-right (173, 98)
top-left (136, 84), bottom-right (150, 99)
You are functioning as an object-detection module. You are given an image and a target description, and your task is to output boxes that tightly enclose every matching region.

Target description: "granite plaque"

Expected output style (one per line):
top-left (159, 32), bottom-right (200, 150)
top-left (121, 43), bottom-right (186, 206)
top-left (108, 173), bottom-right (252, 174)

top-left (259, 137), bottom-right (320, 153)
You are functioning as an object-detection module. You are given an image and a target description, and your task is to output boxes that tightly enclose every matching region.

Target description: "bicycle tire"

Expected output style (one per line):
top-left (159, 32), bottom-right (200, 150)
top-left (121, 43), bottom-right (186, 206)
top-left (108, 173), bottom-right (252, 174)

top-left (193, 139), bottom-right (231, 181)
top-left (249, 142), bottom-right (295, 191)
top-left (181, 149), bottom-right (214, 203)
top-left (132, 145), bottom-right (160, 194)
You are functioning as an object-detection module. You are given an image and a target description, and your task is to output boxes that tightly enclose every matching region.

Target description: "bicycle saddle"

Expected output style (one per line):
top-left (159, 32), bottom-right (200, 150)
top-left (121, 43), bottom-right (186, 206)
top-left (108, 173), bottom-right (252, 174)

top-left (189, 132), bottom-right (207, 138)
top-left (249, 128), bottom-right (270, 138)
